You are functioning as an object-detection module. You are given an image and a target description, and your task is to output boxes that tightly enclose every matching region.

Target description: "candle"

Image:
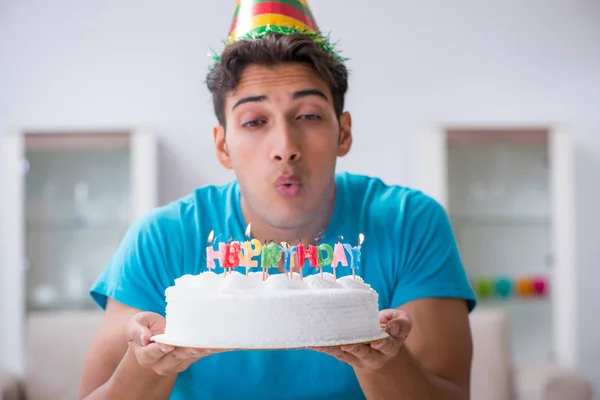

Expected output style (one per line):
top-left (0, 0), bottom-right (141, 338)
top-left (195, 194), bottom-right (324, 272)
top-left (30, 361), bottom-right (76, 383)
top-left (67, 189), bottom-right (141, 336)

top-left (317, 244), bottom-right (334, 278)
top-left (331, 238), bottom-right (349, 270)
top-left (240, 224), bottom-right (262, 276)
top-left (296, 243), bottom-right (318, 270)
top-left (280, 242), bottom-right (296, 276)
top-left (223, 241), bottom-right (241, 270)
top-left (343, 233), bottom-right (363, 279)
top-left (206, 230), bottom-right (226, 270)
top-left (261, 242), bottom-right (281, 280)
top-left (290, 244), bottom-right (301, 280)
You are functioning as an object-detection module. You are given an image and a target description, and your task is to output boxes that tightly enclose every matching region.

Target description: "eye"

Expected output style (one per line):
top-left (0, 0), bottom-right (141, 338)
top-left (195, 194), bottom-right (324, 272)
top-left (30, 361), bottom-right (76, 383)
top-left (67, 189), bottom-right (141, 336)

top-left (242, 119), bottom-right (266, 128)
top-left (297, 114), bottom-right (322, 121)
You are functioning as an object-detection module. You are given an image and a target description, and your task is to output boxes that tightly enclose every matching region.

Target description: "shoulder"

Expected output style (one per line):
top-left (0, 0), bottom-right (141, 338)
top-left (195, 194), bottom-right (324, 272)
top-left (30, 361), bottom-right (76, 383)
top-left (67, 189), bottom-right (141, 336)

top-left (337, 172), bottom-right (445, 223)
top-left (132, 180), bottom-right (238, 234)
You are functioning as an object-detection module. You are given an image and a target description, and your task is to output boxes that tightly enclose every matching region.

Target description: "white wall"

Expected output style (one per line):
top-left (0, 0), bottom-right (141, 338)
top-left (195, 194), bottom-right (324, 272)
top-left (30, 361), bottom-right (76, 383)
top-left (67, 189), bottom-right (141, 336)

top-left (1, 0), bottom-right (599, 391)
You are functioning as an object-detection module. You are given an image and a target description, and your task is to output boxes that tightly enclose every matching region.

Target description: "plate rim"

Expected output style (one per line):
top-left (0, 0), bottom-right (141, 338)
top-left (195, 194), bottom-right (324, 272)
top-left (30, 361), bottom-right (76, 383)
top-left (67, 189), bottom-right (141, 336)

top-left (150, 331), bottom-right (390, 350)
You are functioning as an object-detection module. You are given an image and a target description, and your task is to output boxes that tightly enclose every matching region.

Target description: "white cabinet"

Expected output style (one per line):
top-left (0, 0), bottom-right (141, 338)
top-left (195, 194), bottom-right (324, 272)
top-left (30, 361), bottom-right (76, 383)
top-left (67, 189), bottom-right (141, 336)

top-left (0, 129), bottom-right (158, 376)
top-left (418, 127), bottom-right (576, 368)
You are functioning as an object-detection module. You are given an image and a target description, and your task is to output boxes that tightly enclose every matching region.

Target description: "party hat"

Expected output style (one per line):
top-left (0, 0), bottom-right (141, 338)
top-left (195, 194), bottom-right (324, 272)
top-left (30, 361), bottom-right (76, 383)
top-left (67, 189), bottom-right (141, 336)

top-left (210, 0), bottom-right (345, 66)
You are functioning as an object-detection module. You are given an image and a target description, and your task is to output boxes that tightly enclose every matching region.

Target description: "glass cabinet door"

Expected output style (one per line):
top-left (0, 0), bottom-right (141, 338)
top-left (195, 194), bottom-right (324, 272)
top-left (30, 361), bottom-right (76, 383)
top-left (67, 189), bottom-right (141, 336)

top-left (24, 132), bottom-right (136, 311)
top-left (417, 126), bottom-right (576, 367)
top-left (446, 130), bottom-right (552, 363)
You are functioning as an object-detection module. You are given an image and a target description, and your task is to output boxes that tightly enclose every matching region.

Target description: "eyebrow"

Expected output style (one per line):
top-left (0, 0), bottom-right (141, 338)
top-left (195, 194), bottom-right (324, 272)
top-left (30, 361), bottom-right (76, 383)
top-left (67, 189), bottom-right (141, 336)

top-left (232, 95), bottom-right (267, 110)
top-left (231, 89), bottom-right (329, 111)
top-left (293, 89), bottom-right (329, 102)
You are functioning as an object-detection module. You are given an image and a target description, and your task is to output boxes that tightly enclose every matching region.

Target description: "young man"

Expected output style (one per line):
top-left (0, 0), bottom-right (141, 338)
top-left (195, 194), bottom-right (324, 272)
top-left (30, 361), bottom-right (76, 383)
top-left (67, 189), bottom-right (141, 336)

top-left (79, 1), bottom-right (476, 399)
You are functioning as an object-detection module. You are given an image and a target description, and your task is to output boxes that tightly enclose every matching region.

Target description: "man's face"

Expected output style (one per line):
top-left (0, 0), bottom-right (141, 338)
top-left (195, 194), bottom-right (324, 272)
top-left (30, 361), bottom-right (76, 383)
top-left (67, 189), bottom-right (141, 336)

top-left (214, 63), bottom-right (352, 231)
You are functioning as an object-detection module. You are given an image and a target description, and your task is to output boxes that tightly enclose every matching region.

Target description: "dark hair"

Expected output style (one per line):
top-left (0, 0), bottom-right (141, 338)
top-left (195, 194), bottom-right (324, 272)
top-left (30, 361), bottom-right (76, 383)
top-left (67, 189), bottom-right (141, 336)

top-left (206, 33), bottom-right (349, 128)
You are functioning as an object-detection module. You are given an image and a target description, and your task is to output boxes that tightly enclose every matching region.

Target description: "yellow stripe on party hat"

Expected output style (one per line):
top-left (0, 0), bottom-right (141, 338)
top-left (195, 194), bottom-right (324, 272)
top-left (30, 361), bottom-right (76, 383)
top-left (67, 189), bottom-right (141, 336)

top-left (210, 0), bottom-right (345, 67)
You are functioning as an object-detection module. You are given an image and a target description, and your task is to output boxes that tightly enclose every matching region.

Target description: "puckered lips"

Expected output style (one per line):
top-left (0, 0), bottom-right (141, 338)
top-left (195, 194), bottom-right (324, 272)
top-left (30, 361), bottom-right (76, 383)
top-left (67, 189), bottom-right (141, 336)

top-left (274, 174), bottom-right (303, 198)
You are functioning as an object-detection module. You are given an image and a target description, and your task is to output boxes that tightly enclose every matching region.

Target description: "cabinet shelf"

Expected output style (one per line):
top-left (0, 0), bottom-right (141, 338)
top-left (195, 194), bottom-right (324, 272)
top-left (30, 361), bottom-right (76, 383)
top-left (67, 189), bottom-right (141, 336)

top-left (26, 218), bottom-right (131, 231)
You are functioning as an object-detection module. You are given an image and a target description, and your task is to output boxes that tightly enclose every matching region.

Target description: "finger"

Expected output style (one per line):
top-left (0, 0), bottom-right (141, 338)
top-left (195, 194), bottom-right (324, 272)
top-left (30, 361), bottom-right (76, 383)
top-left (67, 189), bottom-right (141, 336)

top-left (385, 314), bottom-right (412, 339)
top-left (379, 309), bottom-right (404, 325)
top-left (341, 344), bottom-right (381, 364)
top-left (151, 348), bottom-right (202, 375)
top-left (126, 312), bottom-right (165, 346)
top-left (191, 348), bottom-right (230, 355)
top-left (370, 337), bottom-right (402, 357)
top-left (316, 346), bottom-right (360, 366)
top-left (381, 309), bottom-right (412, 327)
top-left (135, 342), bottom-right (175, 367)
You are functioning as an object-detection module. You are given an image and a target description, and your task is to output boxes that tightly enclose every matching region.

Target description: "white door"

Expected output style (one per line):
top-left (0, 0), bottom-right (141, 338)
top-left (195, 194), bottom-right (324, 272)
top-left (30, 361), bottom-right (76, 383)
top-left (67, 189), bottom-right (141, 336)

top-left (549, 128), bottom-right (577, 368)
top-left (416, 126), bottom-right (448, 207)
top-left (0, 132), bottom-right (26, 376)
top-left (131, 129), bottom-right (159, 218)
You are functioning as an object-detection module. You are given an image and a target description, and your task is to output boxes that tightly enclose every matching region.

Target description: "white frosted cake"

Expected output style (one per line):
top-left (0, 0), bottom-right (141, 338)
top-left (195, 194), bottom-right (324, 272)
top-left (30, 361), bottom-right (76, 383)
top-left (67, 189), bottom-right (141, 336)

top-left (158, 270), bottom-right (386, 349)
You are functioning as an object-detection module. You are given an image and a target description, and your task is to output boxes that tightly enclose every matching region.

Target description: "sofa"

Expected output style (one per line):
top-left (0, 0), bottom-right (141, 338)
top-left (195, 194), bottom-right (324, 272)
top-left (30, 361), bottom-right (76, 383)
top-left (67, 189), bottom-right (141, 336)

top-left (0, 307), bottom-right (594, 400)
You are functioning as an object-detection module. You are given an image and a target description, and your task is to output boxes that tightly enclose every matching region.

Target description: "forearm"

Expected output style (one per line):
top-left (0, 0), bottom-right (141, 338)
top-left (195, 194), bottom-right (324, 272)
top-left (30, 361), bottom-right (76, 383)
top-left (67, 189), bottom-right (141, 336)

top-left (83, 348), bottom-right (177, 400)
top-left (354, 345), bottom-right (468, 400)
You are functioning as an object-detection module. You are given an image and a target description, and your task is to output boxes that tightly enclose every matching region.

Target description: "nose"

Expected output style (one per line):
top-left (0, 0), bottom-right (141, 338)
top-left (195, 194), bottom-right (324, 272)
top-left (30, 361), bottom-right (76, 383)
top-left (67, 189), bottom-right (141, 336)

top-left (270, 123), bottom-right (302, 164)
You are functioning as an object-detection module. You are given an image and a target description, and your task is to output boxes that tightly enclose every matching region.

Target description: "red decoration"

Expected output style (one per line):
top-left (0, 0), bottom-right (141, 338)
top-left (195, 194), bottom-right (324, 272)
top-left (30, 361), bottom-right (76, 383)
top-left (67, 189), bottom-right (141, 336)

top-left (223, 242), bottom-right (241, 268)
top-left (296, 243), bottom-right (318, 268)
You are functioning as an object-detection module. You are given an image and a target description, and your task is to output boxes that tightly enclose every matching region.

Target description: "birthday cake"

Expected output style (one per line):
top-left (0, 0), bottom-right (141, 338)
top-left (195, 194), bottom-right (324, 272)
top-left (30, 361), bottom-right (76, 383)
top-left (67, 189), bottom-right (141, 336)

top-left (158, 270), bottom-right (386, 349)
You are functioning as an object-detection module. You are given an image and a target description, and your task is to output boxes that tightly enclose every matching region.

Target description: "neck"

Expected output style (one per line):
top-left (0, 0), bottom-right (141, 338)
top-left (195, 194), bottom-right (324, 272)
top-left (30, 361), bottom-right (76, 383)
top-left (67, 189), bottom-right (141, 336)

top-left (240, 186), bottom-right (336, 248)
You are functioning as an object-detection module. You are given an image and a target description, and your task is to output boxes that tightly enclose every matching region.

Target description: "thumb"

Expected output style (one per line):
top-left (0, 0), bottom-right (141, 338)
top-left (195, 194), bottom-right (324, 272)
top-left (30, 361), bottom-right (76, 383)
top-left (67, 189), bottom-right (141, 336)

top-left (127, 312), bottom-right (165, 347)
top-left (138, 326), bottom-right (153, 347)
top-left (379, 309), bottom-right (407, 324)
top-left (379, 309), bottom-right (412, 337)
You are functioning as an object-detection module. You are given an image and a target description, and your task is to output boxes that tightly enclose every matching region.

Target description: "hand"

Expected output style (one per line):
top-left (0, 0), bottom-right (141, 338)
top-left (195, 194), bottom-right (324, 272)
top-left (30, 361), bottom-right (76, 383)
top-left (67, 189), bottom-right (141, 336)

top-left (313, 309), bottom-right (412, 371)
top-left (126, 311), bottom-right (226, 376)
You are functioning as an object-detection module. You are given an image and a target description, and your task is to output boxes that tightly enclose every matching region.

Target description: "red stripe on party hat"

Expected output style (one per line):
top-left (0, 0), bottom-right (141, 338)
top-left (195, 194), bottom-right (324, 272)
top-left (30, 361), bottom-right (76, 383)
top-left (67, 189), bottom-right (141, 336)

top-left (229, 0), bottom-right (318, 38)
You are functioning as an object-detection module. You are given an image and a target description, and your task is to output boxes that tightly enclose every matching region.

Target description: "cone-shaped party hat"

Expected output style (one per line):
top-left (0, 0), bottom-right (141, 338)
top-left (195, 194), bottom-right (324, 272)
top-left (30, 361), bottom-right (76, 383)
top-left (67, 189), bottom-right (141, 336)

top-left (210, 0), bottom-right (345, 66)
top-left (228, 0), bottom-right (319, 43)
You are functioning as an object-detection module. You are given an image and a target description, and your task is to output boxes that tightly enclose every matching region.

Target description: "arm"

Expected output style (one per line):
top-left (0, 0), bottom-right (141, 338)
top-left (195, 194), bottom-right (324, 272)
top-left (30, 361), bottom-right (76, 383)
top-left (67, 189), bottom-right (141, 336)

top-left (354, 298), bottom-right (472, 400)
top-left (81, 207), bottom-right (207, 399)
top-left (78, 299), bottom-right (176, 400)
top-left (317, 192), bottom-right (475, 399)
top-left (316, 298), bottom-right (471, 400)
top-left (79, 299), bottom-right (219, 400)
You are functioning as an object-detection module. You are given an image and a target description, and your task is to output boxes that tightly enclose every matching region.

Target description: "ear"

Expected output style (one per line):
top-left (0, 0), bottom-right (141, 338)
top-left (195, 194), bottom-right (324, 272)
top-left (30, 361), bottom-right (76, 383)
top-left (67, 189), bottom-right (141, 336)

top-left (337, 111), bottom-right (353, 157)
top-left (213, 125), bottom-right (233, 170)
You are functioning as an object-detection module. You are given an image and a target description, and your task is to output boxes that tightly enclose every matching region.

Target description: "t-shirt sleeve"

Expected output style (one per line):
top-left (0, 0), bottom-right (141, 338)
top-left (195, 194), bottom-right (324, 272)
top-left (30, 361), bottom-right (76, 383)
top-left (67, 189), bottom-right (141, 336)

top-left (89, 210), bottom-right (179, 316)
top-left (390, 191), bottom-right (476, 312)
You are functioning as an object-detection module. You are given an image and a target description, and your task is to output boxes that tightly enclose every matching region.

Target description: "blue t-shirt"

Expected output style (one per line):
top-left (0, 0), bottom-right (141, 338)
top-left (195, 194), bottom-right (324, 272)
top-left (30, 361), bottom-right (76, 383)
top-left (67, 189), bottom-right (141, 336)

top-left (90, 172), bottom-right (476, 400)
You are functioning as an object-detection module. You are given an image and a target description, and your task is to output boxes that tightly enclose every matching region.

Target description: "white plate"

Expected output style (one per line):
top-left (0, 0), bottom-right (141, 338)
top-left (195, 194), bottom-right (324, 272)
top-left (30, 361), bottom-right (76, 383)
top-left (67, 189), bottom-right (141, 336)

top-left (150, 331), bottom-right (390, 350)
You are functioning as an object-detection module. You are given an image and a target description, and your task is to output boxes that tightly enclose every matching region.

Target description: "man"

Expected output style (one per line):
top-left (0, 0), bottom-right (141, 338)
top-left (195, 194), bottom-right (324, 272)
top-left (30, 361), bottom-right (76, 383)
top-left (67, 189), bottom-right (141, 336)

top-left (79, 1), bottom-right (476, 399)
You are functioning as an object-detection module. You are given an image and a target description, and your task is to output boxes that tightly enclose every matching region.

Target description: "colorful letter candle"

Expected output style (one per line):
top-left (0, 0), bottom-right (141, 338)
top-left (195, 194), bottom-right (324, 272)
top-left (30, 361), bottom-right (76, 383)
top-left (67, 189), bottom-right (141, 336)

top-left (317, 244), bottom-right (334, 278)
top-left (296, 243), bottom-right (318, 269)
top-left (206, 230), bottom-right (226, 270)
top-left (331, 242), bottom-right (349, 270)
top-left (291, 245), bottom-right (300, 279)
top-left (261, 242), bottom-right (281, 280)
top-left (240, 224), bottom-right (262, 276)
top-left (280, 242), bottom-right (296, 275)
top-left (223, 242), bottom-right (241, 271)
top-left (343, 233), bottom-right (364, 279)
